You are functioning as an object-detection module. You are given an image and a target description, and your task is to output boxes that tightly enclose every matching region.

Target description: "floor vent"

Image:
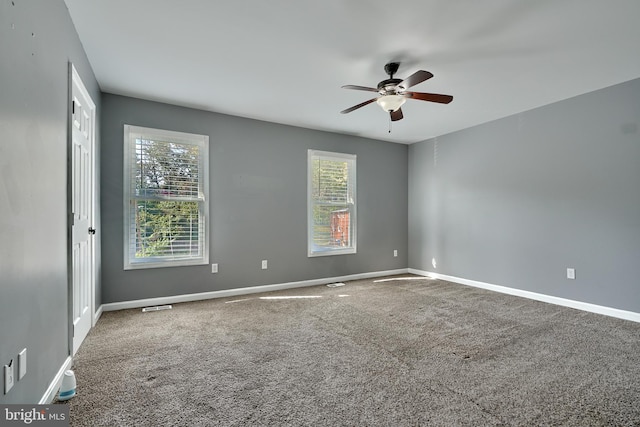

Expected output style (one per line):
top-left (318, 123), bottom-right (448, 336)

top-left (142, 305), bottom-right (173, 313)
top-left (326, 283), bottom-right (346, 288)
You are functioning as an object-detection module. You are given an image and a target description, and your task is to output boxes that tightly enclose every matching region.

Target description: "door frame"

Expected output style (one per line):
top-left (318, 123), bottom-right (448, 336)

top-left (68, 62), bottom-right (97, 355)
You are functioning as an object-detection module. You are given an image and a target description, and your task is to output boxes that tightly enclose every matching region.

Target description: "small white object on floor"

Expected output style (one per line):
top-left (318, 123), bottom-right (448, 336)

top-left (58, 370), bottom-right (76, 401)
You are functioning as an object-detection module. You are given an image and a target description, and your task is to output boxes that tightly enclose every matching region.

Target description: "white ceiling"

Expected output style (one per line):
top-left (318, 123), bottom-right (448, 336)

top-left (64, 0), bottom-right (640, 144)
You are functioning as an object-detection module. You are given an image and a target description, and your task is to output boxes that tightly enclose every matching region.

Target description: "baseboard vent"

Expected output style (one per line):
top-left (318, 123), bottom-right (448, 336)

top-left (326, 283), bottom-right (346, 288)
top-left (142, 305), bottom-right (173, 313)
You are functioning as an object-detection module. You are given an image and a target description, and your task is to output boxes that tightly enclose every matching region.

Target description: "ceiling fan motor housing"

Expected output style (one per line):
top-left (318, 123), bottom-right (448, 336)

top-left (377, 78), bottom-right (403, 95)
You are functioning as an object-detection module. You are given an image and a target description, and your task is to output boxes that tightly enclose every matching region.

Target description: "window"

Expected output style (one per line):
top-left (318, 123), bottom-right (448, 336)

top-left (123, 125), bottom-right (209, 269)
top-left (308, 150), bottom-right (356, 256)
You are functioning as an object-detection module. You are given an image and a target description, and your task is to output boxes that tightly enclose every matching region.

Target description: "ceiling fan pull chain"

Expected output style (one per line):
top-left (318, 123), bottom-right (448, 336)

top-left (388, 115), bottom-right (392, 133)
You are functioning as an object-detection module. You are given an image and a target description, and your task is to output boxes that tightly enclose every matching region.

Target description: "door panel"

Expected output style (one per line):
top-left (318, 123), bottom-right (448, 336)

top-left (71, 65), bottom-right (95, 355)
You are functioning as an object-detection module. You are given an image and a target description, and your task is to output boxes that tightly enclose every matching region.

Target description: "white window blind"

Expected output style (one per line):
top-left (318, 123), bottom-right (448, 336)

top-left (124, 125), bottom-right (209, 269)
top-left (308, 150), bottom-right (356, 256)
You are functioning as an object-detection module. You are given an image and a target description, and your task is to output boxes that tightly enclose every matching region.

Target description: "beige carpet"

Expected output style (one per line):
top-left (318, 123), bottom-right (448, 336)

top-left (61, 275), bottom-right (640, 426)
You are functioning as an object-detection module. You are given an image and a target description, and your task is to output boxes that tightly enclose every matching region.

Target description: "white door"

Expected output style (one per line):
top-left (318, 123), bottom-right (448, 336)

top-left (71, 65), bottom-right (96, 355)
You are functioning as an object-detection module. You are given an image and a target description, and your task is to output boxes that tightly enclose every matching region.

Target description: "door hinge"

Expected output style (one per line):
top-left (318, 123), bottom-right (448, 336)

top-left (72, 100), bottom-right (75, 114)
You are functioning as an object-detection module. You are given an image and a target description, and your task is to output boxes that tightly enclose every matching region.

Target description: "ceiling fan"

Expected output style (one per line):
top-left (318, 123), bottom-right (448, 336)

top-left (340, 62), bottom-right (453, 122)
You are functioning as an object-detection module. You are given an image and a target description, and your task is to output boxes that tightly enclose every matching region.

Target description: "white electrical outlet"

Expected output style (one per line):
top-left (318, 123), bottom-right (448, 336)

top-left (261, 260), bottom-right (268, 270)
top-left (393, 250), bottom-right (398, 257)
top-left (567, 268), bottom-right (576, 280)
top-left (18, 349), bottom-right (26, 380)
top-left (211, 263), bottom-right (218, 273)
top-left (4, 360), bottom-right (14, 394)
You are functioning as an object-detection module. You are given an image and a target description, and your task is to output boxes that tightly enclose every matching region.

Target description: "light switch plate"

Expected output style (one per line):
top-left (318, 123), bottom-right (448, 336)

top-left (567, 268), bottom-right (576, 280)
top-left (4, 361), bottom-right (14, 394)
top-left (18, 349), bottom-right (26, 380)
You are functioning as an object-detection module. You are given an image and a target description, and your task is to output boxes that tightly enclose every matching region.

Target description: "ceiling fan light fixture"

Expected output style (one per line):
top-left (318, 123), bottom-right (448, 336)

top-left (376, 94), bottom-right (406, 112)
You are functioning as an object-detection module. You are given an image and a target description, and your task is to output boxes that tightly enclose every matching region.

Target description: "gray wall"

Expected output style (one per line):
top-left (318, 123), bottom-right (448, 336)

top-left (101, 94), bottom-right (408, 303)
top-left (0, 0), bottom-right (100, 403)
top-left (409, 78), bottom-right (640, 313)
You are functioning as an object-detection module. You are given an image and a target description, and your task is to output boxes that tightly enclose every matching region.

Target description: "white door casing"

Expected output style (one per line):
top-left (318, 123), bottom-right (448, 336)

top-left (71, 64), bottom-right (96, 356)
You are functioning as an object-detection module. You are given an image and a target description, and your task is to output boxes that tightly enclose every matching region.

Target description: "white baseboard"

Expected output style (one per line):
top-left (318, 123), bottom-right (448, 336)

top-left (93, 304), bottom-right (103, 325)
top-left (409, 269), bottom-right (640, 323)
top-left (39, 356), bottom-right (72, 404)
top-left (102, 268), bottom-right (410, 312)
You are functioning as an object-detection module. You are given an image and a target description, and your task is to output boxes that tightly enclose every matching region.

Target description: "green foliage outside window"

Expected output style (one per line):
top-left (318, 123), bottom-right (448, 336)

top-left (133, 138), bottom-right (202, 259)
top-left (134, 200), bottom-right (200, 258)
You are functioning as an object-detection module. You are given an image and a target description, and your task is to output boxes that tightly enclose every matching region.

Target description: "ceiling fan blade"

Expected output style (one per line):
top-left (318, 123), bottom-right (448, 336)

top-left (340, 98), bottom-right (378, 114)
top-left (404, 91), bottom-right (453, 104)
top-left (390, 108), bottom-right (403, 122)
top-left (398, 70), bottom-right (433, 90)
top-left (341, 85), bottom-right (379, 93)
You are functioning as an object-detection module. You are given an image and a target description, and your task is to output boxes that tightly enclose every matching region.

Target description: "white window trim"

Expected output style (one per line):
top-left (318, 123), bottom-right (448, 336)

top-left (307, 149), bottom-right (357, 257)
top-left (123, 125), bottom-right (209, 270)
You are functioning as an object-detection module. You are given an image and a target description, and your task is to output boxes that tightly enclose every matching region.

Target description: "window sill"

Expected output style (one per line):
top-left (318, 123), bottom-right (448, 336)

top-left (124, 258), bottom-right (208, 270)
top-left (308, 248), bottom-right (356, 257)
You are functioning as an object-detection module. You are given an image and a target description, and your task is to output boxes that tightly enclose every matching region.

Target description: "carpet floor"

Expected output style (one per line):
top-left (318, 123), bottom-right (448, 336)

top-left (61, 275), bottom-right (640, 426)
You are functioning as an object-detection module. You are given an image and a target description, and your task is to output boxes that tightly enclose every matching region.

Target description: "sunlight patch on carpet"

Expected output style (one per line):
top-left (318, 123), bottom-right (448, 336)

top-left (374, 276), bottom-right (435, 283)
